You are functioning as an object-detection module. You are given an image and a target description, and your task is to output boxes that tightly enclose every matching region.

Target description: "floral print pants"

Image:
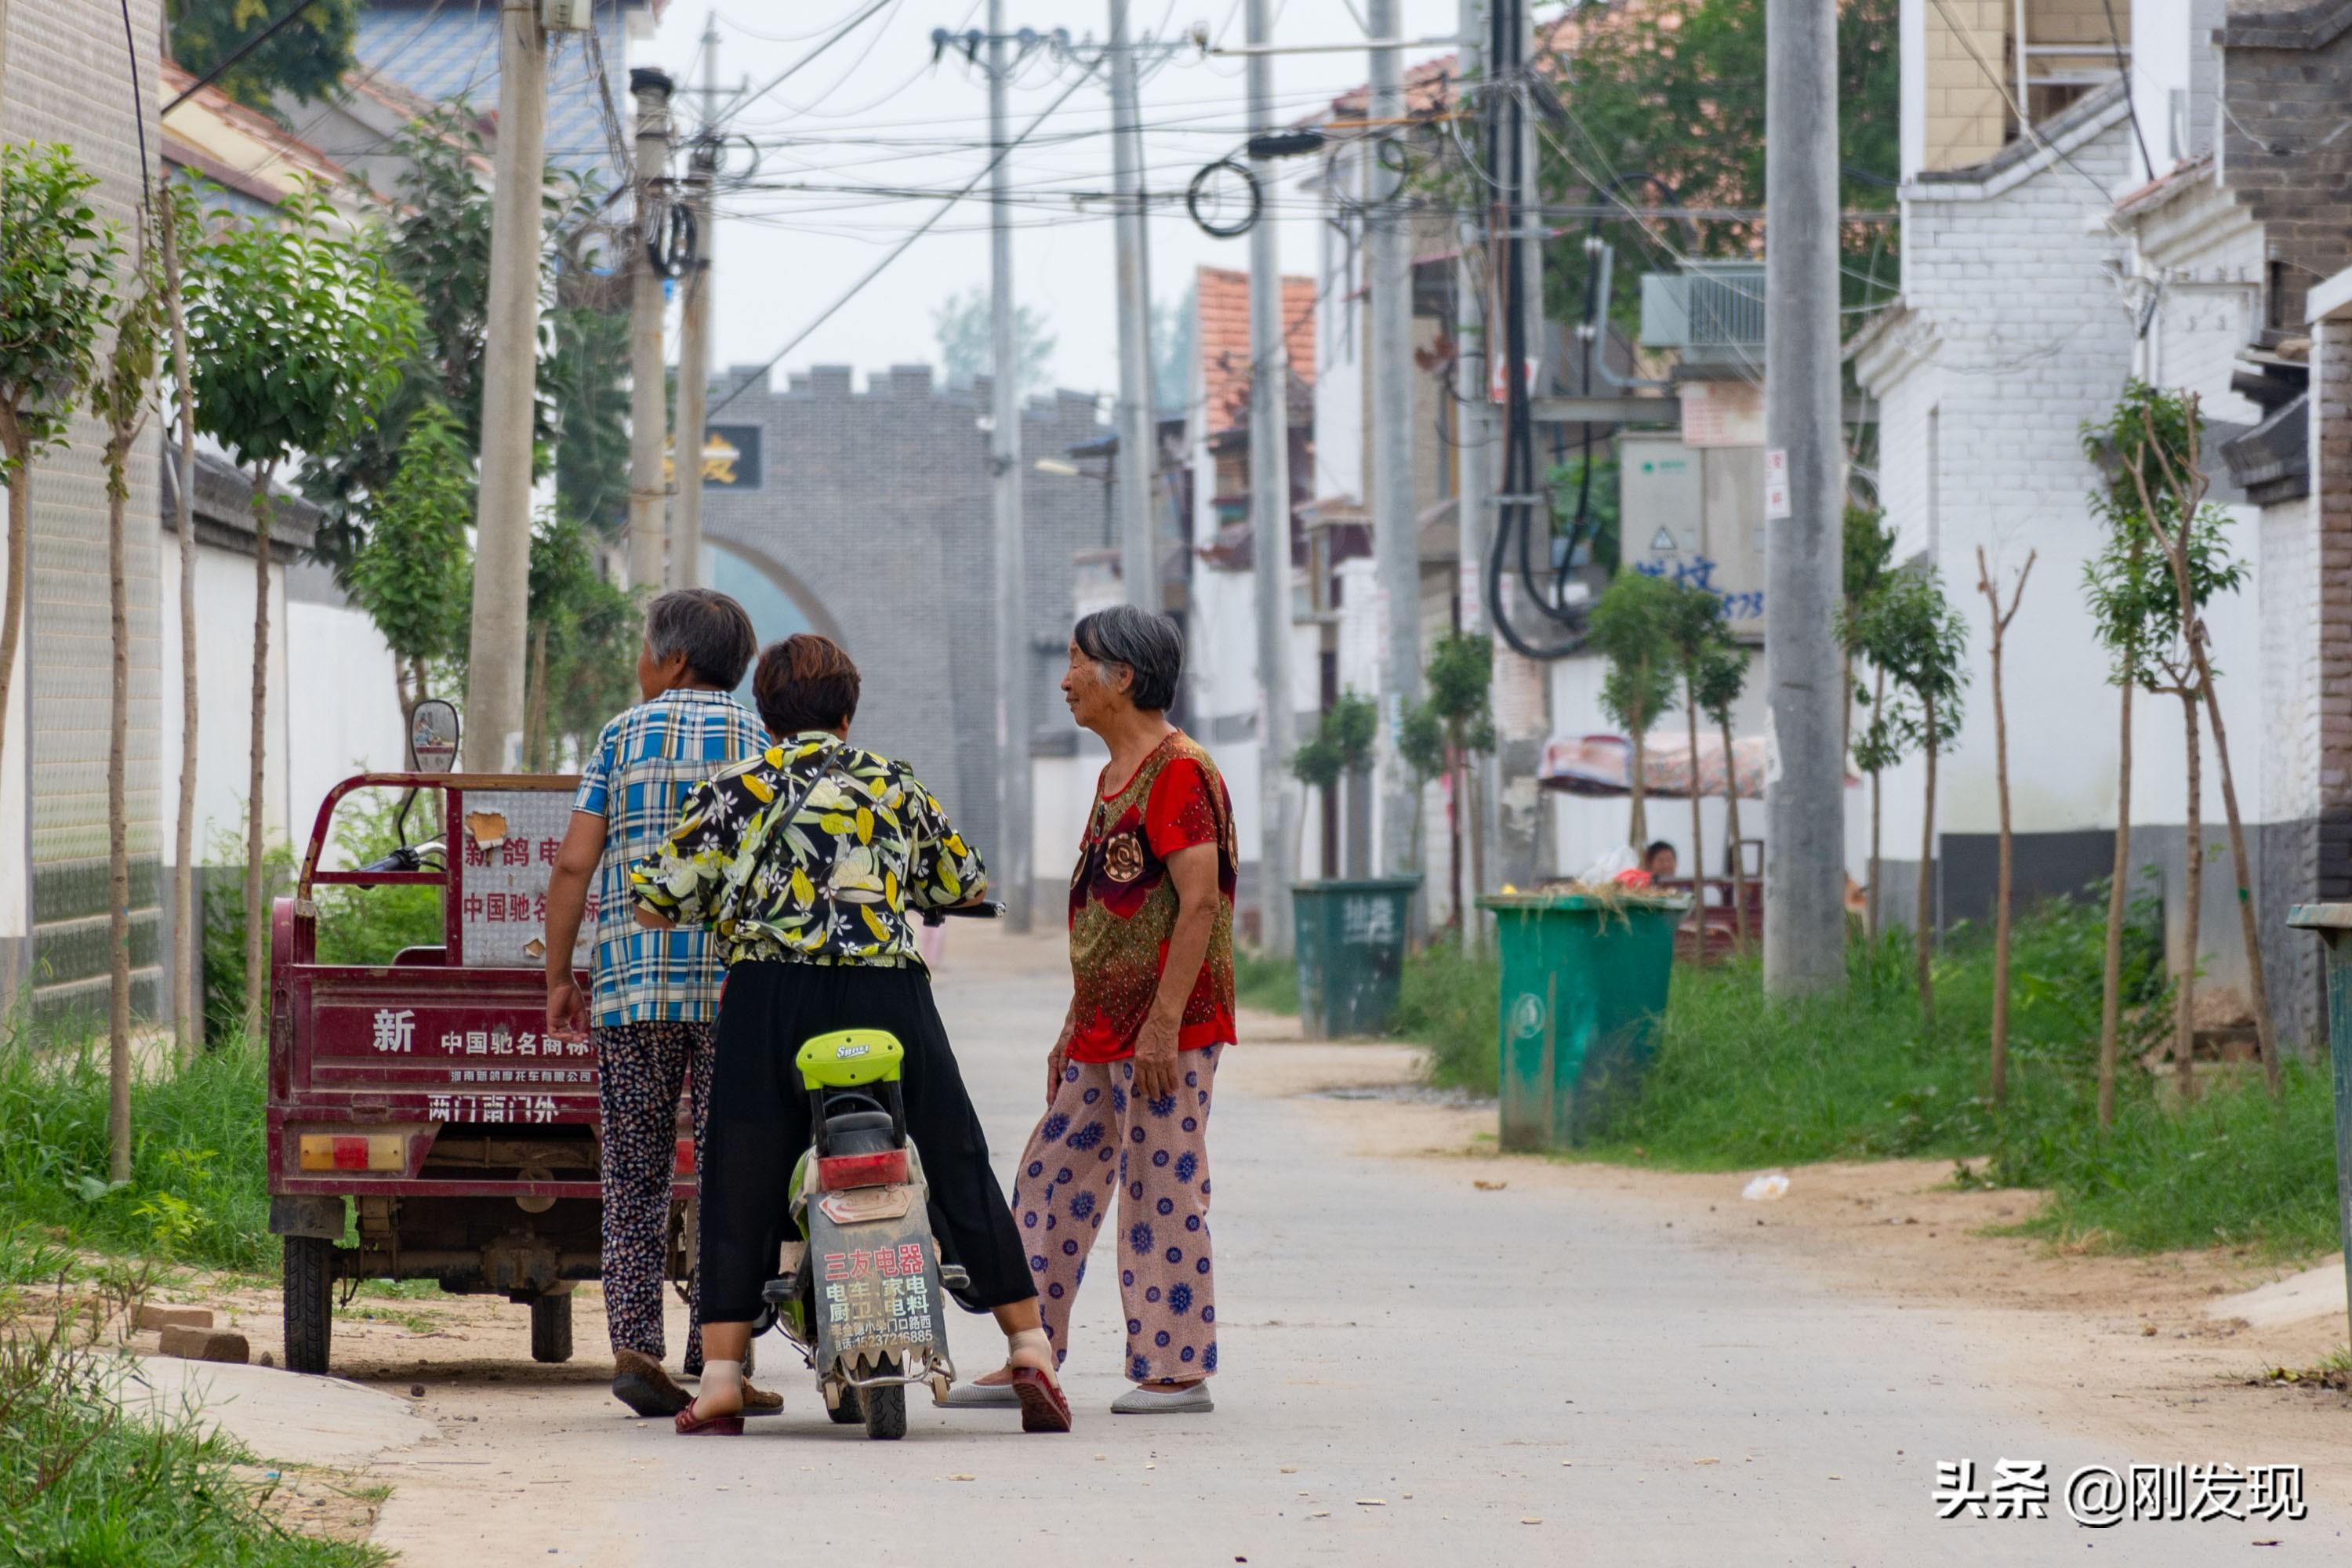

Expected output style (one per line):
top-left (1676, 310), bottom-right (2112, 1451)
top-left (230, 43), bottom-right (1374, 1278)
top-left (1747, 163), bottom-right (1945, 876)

top-left (1009, 1045), bottom-right (1220, 1385)
top-left (594, 1021), bottom-right (714, 1363)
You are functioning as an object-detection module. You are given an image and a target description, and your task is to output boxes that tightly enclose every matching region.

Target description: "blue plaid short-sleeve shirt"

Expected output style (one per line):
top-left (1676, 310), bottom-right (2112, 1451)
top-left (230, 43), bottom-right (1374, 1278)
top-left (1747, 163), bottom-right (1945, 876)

top-left (573, 689), bottom-right (768, 1026)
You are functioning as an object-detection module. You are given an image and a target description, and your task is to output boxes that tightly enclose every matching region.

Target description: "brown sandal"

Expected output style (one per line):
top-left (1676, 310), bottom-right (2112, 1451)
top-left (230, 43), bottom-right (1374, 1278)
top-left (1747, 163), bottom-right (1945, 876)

top-left (673, 1397), bottom-right (743, 1436)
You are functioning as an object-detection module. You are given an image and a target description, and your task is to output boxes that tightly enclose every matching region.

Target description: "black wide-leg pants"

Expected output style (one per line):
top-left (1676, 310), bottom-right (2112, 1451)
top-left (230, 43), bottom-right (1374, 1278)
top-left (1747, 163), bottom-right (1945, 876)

top-left (695, 959), bottom-right (1033, 1322)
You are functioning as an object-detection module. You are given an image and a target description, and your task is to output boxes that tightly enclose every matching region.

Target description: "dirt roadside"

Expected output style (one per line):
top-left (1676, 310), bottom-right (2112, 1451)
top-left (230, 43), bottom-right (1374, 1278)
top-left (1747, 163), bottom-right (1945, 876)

top-left (1223, 1018), bottom-right (2352, 1496)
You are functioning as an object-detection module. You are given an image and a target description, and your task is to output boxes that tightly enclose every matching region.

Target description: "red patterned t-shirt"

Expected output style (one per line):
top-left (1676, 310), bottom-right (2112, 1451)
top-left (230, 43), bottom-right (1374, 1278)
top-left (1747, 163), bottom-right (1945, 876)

top-left (1065, 731), bottom-right (1237, 1063)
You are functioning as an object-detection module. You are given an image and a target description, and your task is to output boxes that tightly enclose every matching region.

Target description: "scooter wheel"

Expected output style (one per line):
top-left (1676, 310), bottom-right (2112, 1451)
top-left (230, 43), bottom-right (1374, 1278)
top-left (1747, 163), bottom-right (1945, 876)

top-left (862, 1379), bottom-right (906, 1441)
top-left (826, 1382), bottom-right (862, 1425)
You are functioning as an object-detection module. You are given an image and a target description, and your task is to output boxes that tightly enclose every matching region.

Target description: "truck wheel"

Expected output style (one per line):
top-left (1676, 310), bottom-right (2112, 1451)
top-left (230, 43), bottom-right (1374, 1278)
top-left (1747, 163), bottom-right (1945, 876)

top-left (862, 1357), bottom-right (906, 1441)
top-left (530, 1294), bottom-right (574, 1364)
top-left (282, 1235), bottom-right (335, 1375)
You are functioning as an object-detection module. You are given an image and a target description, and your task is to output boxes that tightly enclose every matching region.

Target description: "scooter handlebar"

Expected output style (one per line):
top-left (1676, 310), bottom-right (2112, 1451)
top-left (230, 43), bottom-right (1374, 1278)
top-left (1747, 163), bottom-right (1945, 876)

top-left (920, 901), bottom-right (1004, 926)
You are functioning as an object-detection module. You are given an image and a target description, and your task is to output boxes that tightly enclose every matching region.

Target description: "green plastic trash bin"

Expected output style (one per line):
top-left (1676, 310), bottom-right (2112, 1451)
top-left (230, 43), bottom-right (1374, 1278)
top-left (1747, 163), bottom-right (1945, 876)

top-left (2284, 903), bottom-right (2352, 1350)
top-left (1478, 891), bottom-right (1689, 1150)
top-left (1291, 877), bottom-right (1421, 1038)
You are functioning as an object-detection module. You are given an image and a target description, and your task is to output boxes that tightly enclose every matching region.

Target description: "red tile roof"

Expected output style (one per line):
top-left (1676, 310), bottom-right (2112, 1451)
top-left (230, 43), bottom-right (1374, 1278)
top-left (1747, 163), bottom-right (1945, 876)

top-left (1196, 264), bottom-right (1316, 435)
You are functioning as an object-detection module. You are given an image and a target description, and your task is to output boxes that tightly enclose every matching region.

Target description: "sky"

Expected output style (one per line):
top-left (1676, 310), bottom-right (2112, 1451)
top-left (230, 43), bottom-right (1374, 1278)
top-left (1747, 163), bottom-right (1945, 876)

top-left (633, 0), bottom-right (1467, 400)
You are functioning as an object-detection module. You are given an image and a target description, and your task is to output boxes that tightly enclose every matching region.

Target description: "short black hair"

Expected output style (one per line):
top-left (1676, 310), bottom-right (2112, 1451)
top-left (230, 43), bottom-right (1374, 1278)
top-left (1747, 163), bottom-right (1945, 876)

top-left (1073, 605), bottom-right (1183, 713)
top-left (753, 633), bottom-right (861, 735)
top-left (1644, 840), bottom-right (1675, 861)
top-left (646, 588), bottom-right (757, 688)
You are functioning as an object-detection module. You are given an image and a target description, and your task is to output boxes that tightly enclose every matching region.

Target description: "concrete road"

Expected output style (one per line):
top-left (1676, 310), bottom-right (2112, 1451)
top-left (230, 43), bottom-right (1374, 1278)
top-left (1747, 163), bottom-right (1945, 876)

top-left (368, 928), bottom-right (2346, 1565)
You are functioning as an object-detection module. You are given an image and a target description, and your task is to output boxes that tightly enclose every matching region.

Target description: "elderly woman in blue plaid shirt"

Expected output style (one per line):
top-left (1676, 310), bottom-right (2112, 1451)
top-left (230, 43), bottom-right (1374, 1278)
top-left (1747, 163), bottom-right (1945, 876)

top-left (544, 589), bottom-right (775, 1418)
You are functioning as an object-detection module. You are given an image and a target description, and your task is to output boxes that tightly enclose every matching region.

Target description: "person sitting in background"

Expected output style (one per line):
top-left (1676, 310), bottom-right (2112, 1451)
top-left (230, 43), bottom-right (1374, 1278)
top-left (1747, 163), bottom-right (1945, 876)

top-left (543, 588), bottom-right (779, 1420)
top-left (1642, 840), bottom-right (1679, 881)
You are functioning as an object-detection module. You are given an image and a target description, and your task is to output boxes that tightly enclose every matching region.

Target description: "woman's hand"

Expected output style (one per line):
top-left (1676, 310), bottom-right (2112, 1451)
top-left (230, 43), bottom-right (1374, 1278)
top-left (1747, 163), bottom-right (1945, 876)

top-left (1044, 1046), bottom-right (1066, 1107)
top-left (546, 977), bottom-right (589, 1039)
top-left (1131, 1007), bottom-right (1181, 1104)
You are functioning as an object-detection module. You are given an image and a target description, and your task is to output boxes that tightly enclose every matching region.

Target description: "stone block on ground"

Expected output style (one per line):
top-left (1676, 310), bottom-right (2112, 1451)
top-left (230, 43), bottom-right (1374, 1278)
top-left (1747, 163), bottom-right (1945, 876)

top-left (136, 1304), bottom-right (214, 1332)
top-left (158, 1325), bottom-right (250, 1363)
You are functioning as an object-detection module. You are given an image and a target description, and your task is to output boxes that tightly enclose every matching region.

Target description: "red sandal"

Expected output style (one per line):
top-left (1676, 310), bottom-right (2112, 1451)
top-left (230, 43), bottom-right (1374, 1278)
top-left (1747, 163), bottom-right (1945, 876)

top-left (1009, 1367), bottom-right (1073, 1434)
top-left (673, 1397), bottom-right (744, 1436)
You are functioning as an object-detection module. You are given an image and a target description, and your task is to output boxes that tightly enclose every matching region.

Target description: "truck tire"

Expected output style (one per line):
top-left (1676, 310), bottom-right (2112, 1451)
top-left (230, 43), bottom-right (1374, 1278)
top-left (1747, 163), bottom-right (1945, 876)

top-left (282, 1235), bottom-right (335, 1375)
top-left (826, 1382), bottom-right (862, 1425)
top-left (531, 1294), bottom-right (574, 1364)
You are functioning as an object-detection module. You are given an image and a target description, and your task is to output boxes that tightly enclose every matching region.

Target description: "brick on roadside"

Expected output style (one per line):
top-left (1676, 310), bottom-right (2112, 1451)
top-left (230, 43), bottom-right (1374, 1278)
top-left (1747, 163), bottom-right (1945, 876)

top-left (135, 1305), bottom-right (214, 1333)
top-left (157, 1325), bottom-right (249, 1364)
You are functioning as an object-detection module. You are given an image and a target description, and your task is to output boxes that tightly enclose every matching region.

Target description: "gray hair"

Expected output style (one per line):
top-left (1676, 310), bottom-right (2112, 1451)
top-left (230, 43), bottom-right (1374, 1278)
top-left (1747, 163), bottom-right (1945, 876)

top-left (645, 588), bottom-right (758, 689)
top-left (1073, 604), bottom-right (1183, 712)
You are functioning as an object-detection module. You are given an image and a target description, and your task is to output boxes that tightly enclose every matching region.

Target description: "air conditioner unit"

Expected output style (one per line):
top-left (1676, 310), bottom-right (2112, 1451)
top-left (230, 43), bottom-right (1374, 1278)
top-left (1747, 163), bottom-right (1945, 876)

top-left (542, 0), bottom-right (595, 33)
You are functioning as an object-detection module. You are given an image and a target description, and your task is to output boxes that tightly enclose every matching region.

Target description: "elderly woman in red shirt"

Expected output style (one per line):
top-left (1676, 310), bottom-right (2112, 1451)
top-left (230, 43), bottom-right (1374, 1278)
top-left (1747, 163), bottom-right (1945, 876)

top-left (951, 605), bottom-right (1236, 1416)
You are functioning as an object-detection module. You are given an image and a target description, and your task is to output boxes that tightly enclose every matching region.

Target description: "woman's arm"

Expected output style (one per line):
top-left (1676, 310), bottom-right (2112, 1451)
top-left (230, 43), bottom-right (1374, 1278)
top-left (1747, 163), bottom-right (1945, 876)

top-left (1130, 841), bottom-right (1218, 1103)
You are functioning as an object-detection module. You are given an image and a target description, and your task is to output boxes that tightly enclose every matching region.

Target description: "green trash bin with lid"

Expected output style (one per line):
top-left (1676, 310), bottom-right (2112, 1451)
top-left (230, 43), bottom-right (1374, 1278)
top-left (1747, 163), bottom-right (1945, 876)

top-left (2284, 903), bottom-right (2352, 1352)
top-left (1478, 890), bottom-right (1689, 1150)
top-left (1291, 877), bottom-right (1421, 1038)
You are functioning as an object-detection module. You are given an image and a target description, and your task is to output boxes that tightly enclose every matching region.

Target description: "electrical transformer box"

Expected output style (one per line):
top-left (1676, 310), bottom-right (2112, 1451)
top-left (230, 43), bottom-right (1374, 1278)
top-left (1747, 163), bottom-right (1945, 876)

top-left (1619, 428), bottom-right (1766, 639)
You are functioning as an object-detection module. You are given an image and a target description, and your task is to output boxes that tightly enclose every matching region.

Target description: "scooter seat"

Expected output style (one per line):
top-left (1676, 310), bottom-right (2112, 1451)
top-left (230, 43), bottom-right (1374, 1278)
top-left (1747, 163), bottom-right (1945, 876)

top-left (825, 1109), bottom-right (895, 1136)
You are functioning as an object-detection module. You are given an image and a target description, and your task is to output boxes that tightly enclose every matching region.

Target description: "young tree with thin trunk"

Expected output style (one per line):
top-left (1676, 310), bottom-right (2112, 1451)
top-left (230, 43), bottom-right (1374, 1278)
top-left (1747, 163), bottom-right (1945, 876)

top-left (185, 183), bottom-right (420, 1029)
top-left (1591, 572), bottom-right (1681, 852)
top-left (161, 185), bottom-right (204, 1062)
top-left (1418, 633), bottom-right (1496, 943)
top-left (1853, 666), bottom-right (1896, 939)
top-left (1663, 583), bottom-right (1727, 902)
top-left (1974, 544), bottom-right (2035, 1107)
top-left (348, 402), bottom-right (474, 720)
top-left (89, 219), bottom-right (166, 1183)
top-left (1842, 501), bottom-right (1896, 763)
top-left (0, 144), bottom-right (119, 793)
top-left (2085, 383), bottom-right (2253, 1106)
top-left (1694, 637), bottom-right (1752, 947)
top-left (2082, 511), bottom-right (2169, 1125)
top-left (2126, 394), bottom-right (2279, 1100)
top-left (1841, 569), bottom-right (1967, 1022)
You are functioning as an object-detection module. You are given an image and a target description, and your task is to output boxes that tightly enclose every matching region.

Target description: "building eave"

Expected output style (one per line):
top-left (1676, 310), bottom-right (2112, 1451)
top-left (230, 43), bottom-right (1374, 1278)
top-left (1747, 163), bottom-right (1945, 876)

top-left (1904, 79), bottom-right (2132, 203)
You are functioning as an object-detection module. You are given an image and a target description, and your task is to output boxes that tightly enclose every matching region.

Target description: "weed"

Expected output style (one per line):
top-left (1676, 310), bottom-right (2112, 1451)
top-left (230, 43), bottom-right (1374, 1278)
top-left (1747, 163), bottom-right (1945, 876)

top-left (1233, 948), bottom-right (1298, 1016)
top-left (1395, 943), bottom-right (1501, 1096)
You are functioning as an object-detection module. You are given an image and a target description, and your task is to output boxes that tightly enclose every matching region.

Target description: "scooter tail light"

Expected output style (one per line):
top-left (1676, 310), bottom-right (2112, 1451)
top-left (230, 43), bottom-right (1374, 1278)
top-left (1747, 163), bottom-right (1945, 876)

top-left (815, 1149), bottom-right (908, 1191)
top-left (673, 1138), bottom-right (695, 1174)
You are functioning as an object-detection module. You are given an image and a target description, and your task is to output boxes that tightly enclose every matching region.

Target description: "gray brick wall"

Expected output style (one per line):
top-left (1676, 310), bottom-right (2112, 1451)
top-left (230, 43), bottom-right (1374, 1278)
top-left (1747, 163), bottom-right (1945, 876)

top-left (2218, 0), bottom-right (2352, 328)
top-left (2, 0), bottom-right (168, 1018)
top-left (698, 365), bottom-right (1117, 866)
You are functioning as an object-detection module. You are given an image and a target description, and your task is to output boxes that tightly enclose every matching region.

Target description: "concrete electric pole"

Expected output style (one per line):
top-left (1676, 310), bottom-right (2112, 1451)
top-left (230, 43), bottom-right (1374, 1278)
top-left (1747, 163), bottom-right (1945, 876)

top-left (1452, 0), bottom-right (1496, 941)
top-left (669, 26), bottom-right (719, 592)
top-left (1367, 0), bottom-right (1421, 884)
top-left (1107, 0), bottom-right (1160, 613)
top-left (627, 69), bottom-right (674, 592)
top-left (460, 0), bottom-right (549, 771)
top-left (1246, 0), bottom-right (1297, 955)
top-left (988, 2), bottom-right (1034, 932)
top-left (1762, 0), bottom-right (1846, 993)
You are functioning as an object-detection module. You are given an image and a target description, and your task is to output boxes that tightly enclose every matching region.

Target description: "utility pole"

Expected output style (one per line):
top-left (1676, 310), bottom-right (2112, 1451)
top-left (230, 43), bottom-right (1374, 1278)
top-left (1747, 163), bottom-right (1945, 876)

top-left (627, 69), bottom-right (674, 592)
top-left (460, 0), bottom-right (549, 771)
top-left (1762, 0), bottom-right (1846, 993)
top-left (1453, 0), bottom-right (1495, 942)
top-left (1108, 0), bottom-right (1160, 612)
top-left (1368, 0), bottom-right (1421, 885)
top-left (1246, 0), bottom-right (1297, 955)
top-left (988, 0), bottom-right (1033, 932)
top-left (670, 24), bottom-right (717, 591)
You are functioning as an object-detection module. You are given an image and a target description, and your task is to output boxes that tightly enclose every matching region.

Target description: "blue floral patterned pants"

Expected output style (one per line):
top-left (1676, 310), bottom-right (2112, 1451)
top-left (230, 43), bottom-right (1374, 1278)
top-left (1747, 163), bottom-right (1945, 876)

top-left (1009, 1044), bottom-right (1221, 1384)
top-left (593, 1020), bottom-right (714, 1363)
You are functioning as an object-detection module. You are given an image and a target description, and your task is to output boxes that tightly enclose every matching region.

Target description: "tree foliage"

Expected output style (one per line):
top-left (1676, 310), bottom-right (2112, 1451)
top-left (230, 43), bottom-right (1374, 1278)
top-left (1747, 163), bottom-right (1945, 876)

top-left (1532, 0), bottom-right (1901, 326)
top-left (1292, 689), bottom-right (1379, 789)
top-left (186, 183), bottom-right (421, 471)
top-left (1417, 630), bottom-right (1497, 757)
top-left (167, 0), bottom-right (361, 111)
top-left (2080, 380), bottom-right (2247, 692)
top-left (1589, 570), bottom-right (1680, 735)
top-left (349, 403), bottom-right (474, 679)
top-left (527, 511), bottom-right (640, 761)
top-left (1838, 568), bottom-right (1967, 758)
top-left (0, 143), bottom-right (120, 477)
top-left (933, 285), bottom-right (1058, 396)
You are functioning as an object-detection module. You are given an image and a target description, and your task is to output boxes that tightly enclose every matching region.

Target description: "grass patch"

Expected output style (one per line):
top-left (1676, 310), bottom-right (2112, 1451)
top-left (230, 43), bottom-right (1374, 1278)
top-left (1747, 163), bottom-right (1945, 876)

top-left (1395, 943), bottom-right (1501, 1095)
top-left (1397, 895), bottom-right (2340, 1258)
top-left (2, 1274), bottom-right (383, 1566)
top-left (1233, 948), bottom-right (1298, 1015)
top-left (0, 1031), bottom-right (274, 1272)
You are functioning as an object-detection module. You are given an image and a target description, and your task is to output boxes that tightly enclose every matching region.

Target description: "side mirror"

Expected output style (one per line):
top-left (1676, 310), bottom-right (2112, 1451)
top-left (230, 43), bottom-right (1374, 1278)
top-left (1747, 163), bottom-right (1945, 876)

top-left (411, 699), bottom-right (461, 773)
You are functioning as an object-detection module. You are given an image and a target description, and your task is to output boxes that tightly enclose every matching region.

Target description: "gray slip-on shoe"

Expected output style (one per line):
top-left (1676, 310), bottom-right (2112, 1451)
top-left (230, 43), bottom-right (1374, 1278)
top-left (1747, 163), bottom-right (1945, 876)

top-left (940, 1381), bottom-right (1021, 1409)
top-left (1110, 1382), bottom-right (1214, 1415)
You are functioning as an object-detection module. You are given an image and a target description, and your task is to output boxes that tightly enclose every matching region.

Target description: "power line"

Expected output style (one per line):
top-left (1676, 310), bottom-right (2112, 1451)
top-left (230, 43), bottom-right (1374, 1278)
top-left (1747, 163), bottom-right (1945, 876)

top-left (162, 0), bottom-right (332, 114)
top-left (707, 60), bottom-right (1095, 416)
